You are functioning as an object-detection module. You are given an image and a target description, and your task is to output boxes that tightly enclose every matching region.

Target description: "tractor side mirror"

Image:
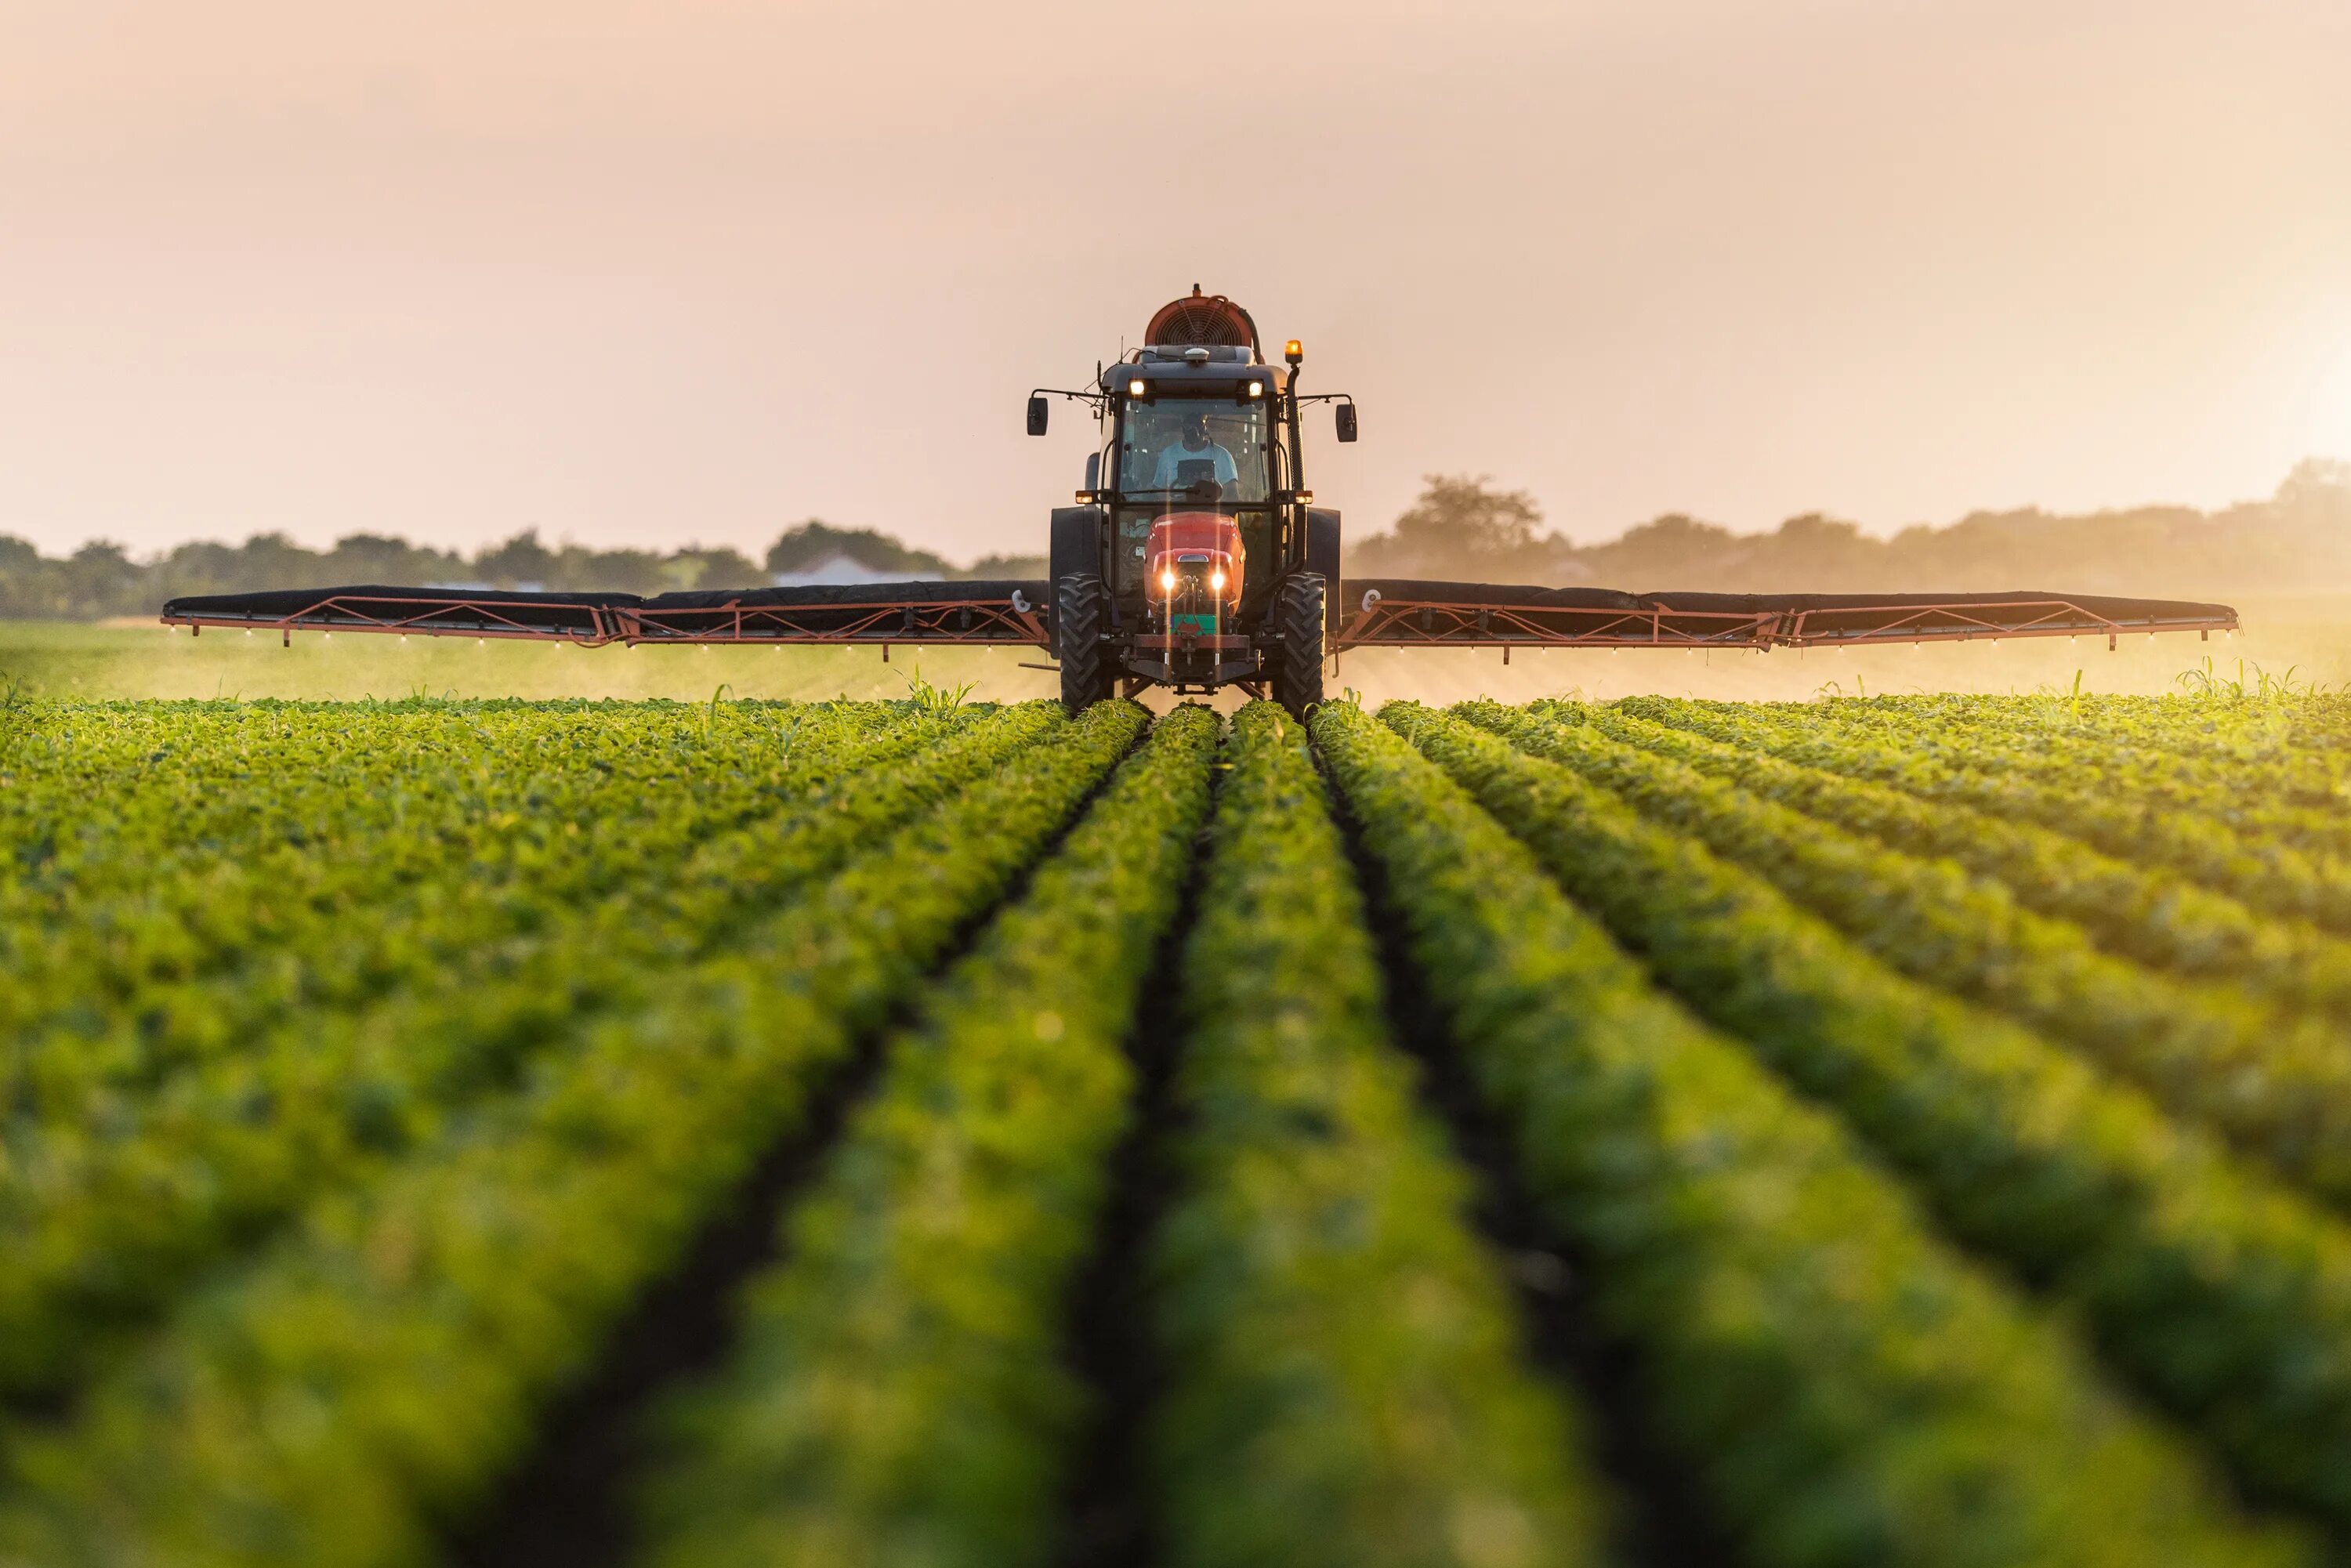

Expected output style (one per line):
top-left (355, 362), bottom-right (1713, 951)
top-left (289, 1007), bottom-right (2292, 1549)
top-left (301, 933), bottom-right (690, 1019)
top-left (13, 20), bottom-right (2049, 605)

top-left (1084, 451), bottom-right (1101, 490)
top-left (1027, 396), bottom-right (1049, 436)
top-left (1335, 403), bottom-right (1358, 443)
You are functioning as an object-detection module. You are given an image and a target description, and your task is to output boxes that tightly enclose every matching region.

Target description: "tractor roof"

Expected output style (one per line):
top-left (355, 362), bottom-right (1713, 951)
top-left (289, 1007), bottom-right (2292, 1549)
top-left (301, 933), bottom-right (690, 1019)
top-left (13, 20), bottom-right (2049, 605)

top-left (1096, 355), bottom-right (1290, 397)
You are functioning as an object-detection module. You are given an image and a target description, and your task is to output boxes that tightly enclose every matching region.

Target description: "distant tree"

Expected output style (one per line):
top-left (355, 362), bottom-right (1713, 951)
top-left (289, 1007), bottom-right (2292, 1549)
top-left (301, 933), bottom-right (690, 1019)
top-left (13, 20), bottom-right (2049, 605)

top-left (765, 520), bottom-right (951, 578)
top-left (475, 530), bottom-right (559, 587)
top-left (1396, 474), bottom-right (1542, 556)
top-left (1355, 475), bottom-right (1549, 577)
top-left (1586, 514), bottom-right (1738, 581)
top-left (960, 552), bottom-right (1049, 579)
top-left (1748, 512), bottom-right (1883, 590)
top-left (321, 532), bottom-right (455, 585)
top-left (658, 546), bottom-right (761, 592)
top-left (549, 545), bottom-right (667, 594)
top-left (0, 534), bottom-right (60, 617)
top-left (697, 545), bottom-right (761, 585)
top-left (63, 541), bottom-right (146, 617)
top-left (225, 533), bottom-right (327, 591)
top-left (2280, 456), bottom-right (2351, 504)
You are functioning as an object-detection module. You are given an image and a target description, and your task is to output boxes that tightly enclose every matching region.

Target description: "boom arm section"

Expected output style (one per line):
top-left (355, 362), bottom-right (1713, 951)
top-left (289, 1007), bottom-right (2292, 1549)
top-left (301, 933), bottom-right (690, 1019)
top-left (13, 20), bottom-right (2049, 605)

top-left (159, 582), bottom-right (1053, 647)
top-left (1335, 581), bottom-right (2239, 652)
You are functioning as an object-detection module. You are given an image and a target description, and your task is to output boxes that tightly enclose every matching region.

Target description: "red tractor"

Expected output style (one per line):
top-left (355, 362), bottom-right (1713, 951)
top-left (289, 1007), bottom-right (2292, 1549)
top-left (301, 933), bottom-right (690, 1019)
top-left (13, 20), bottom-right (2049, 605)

top-left (1028, 287), bottom-right (1353, 712)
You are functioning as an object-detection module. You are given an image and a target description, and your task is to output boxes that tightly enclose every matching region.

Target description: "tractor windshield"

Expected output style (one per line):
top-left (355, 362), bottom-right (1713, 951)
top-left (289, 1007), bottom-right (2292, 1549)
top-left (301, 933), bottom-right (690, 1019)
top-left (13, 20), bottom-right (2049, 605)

top-left (1115, 398), bottom-right (1273, 505)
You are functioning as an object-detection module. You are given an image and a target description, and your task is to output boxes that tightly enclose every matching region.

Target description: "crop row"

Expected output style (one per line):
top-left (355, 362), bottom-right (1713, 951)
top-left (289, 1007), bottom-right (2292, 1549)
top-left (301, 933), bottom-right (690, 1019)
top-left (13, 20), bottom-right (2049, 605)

top-left (0, 702), bottom-right (1066, 1404)
top-left (1315, 701), bottom-right (2306, 1566)
top-left (1469, 701), bottom-right (2351, 1209)
top-left (1143, 702), bottom-right (1596, 1568)
top-left (1618, 695), bottom-right (2351, 936)
top-left (2, 701), bottom-right (928, 1081)
top-left (633, 704), bottom-right (1220, 1568)
top-left (0, 701), bottom-right (629, 866)
top-left (1777, 697), bottom-right (2351, 863)
top-left (1563, 701), bottom-right (2351, 1021)
top-left (1384, 702), bottom-right (2351, 1537)
top-left (0, 701), bottom-right (1148, 1568)
top-left (1743, 691), bottom-right (2349, 779)
top-left (1638, 692), bottom-right (2315, 826)
top-left (2, 701), bottom-right (875, 1097)
top-left (0, 700), bottom-right (878, 936)
top-left (2, 705), bottom-right (911, 1130)
top-left (1805, 690), bottom-right (2351, 780)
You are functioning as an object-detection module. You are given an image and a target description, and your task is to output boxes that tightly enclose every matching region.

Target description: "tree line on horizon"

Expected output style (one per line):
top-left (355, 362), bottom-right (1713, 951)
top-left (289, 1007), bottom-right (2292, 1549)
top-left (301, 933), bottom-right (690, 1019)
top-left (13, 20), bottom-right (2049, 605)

top-left (2, 459), bottom-right (2346, 620)
top-left (1352, 458), bottom-right (2351, 599)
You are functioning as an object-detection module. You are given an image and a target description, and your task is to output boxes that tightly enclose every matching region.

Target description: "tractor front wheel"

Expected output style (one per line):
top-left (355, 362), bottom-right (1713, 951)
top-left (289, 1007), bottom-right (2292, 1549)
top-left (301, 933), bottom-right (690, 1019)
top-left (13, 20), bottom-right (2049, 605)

top-left (1055, 574), bottom-right (1116, 713)
top-left (1271, 571), bottom-right (1328, 718)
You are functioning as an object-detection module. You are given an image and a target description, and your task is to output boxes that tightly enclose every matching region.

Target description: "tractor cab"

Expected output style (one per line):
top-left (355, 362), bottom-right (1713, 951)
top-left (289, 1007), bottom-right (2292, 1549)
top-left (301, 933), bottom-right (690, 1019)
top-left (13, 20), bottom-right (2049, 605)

top-left (1095, 355), bottom-right (1291, 690)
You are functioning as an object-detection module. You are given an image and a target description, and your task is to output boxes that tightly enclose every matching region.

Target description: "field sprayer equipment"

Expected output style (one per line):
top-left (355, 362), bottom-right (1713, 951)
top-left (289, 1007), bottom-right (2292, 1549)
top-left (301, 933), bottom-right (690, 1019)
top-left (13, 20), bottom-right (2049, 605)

top-left (161, 288), bottom-right (2241, 715)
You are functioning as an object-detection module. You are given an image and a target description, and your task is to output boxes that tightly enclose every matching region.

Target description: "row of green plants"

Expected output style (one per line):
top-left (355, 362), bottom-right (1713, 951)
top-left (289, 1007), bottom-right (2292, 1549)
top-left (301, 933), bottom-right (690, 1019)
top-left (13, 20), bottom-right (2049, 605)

top-left (1570, 702), bottom-right (2351, 1021)
top-left (1780, 697), bottom-right (2351, 864)
top-left (1646, 691), bottom-right (2348, 822)
top-left (0, 704), bottom-right (1064, 1406)
top-left (633, 705), bottom-right (1220, 1568)
top-left (0, 702), bottom-right (1149, 1568)
top-left (1317, 701), bottom-right (2307, 1567)
top-left (1799, 689), bottom-right (2351, 784)
top-left (1385, 703), bottom-right (2351, 1542)
top-left (2, 701), bottom-right (933, 1114)
top-left (0, 699), bottom-right (846, 916)
top-left (0, 700), bottom-right (584, 855)
top-left (0, 703), bottom-right (836, 1089)
top-left (1470, 702), bottom-right (2351, 1210)
top-left (1626, 691), bottom-right (2321, 814)
top-left (1617, 695), bottom-right (2351, 936)
top-left (1756, 690), bottom-right (2347, 774)
top-left (1, 703), bottom-right (642, 1004)
top-left (1, 700), bottom-right (930, 1066)
top-left (1143, 703), bottom-right (1599, 1568)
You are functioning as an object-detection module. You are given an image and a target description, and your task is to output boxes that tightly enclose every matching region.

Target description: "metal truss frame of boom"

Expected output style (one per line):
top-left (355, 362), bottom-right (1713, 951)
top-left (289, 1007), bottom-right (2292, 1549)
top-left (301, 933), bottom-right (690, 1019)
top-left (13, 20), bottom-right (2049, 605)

top-left (158, 583), bottom-right (2238, 656)
top-left (1338, 592), bottom-right (2238, 656)
top-left (162, 589), bottom-right (1050, 650)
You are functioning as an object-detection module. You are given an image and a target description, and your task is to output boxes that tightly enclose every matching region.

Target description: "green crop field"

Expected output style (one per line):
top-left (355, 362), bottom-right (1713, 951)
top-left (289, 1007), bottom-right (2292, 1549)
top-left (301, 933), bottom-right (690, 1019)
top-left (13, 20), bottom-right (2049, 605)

top-left (6, 687), bottom-right (2351, 1567)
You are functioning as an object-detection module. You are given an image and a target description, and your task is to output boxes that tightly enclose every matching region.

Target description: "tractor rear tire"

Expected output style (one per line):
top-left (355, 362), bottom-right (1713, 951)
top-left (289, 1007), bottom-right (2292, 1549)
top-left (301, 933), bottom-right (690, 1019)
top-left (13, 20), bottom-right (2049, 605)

top-left (1272, 571), bottom-right (1328, 718)
top-left (1056, 574), bottom-right (1116, 714)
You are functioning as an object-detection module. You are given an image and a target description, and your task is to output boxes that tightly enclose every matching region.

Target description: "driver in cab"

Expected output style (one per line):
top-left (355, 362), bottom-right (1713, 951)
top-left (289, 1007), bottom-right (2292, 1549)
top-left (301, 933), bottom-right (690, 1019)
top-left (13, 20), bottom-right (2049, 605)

top-left (1151, 409), bottom-right (1239, 500)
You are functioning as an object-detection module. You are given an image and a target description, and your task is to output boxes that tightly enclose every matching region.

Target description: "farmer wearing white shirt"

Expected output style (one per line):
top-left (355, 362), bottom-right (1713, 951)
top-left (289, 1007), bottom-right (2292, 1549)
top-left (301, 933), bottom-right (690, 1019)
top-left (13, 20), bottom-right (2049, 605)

top-left (1152, 409), bottom-right (1239, 497)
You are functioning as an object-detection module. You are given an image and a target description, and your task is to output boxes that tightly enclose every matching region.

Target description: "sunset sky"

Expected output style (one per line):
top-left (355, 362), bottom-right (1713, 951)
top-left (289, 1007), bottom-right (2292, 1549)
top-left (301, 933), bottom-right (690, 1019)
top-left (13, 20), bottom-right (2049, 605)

top-left (2, 0), bottom-right (2346, 563)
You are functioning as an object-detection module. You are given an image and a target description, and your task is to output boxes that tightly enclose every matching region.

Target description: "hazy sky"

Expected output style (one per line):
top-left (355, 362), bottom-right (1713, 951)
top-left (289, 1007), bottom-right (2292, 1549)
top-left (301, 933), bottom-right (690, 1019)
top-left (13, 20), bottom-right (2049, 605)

top-left (3, 0), bottom-right (2347, 563)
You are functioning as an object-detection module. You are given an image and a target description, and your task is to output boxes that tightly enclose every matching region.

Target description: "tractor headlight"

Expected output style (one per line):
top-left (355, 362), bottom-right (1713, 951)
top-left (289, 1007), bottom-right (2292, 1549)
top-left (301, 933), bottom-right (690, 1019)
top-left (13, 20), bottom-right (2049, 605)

top-left (1210, 569), bottom-right (1226, 590)
top-left (1128, 378), bottom-right (1147, 399)
top-left (1245, 381), bottom-right (1263, 399)
top-left (1159, 568), bottom-right (1177, 593)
